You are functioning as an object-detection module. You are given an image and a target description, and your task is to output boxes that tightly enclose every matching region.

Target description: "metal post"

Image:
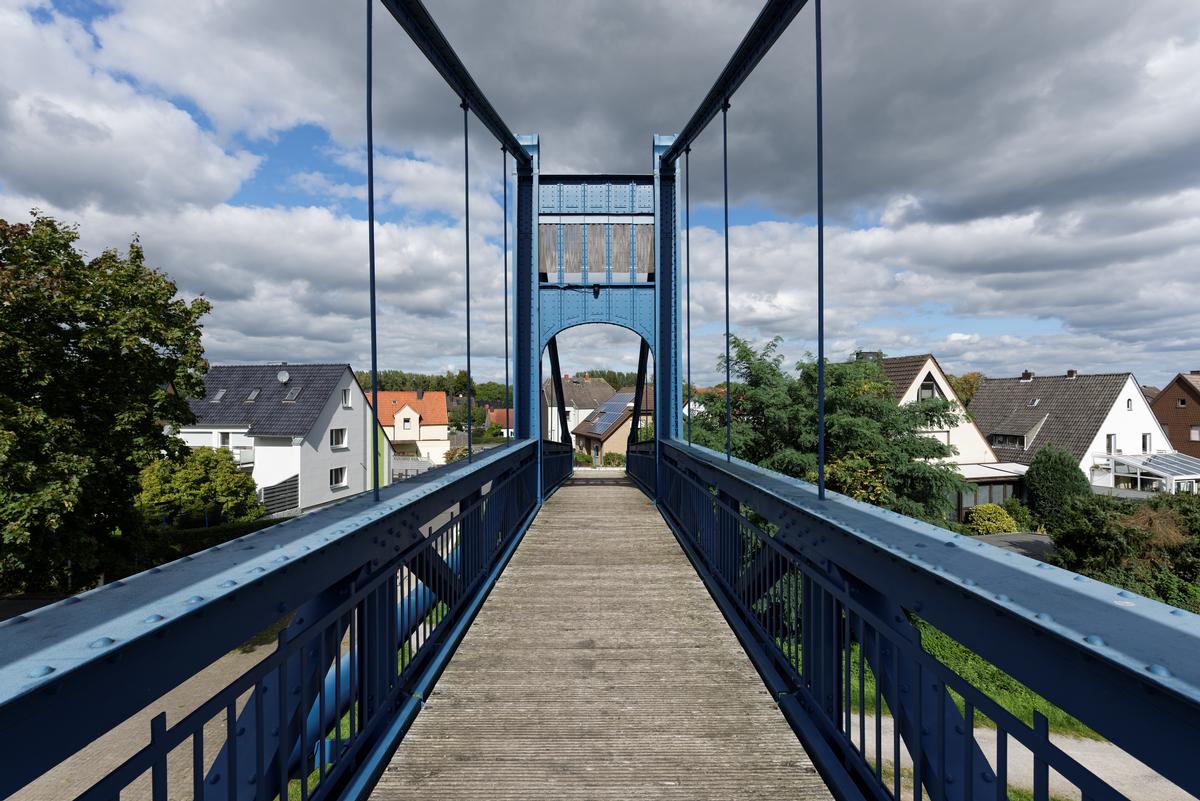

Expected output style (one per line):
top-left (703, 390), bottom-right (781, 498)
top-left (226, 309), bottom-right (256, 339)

top-left (546, 337), bottom-right (570, 448)
top-left (462, 100), bottom-right (473, 462)
top-left (815, 0), bottom-right (826, 499)
top-left (722, 102), bottom-right (732, 462)
top-left (685, 147), bottom-right (692, 446)
top-left (366, 0), bottom-right (380, 502)
top-left (503, 147), bottom-right (510, 440)
top-left (629, 339), bottom-right (651, 450)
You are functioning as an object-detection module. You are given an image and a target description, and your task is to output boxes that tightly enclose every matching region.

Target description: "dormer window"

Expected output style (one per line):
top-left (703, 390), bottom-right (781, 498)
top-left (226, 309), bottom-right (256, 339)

top-left (210, 389), bottom-right (226, 403)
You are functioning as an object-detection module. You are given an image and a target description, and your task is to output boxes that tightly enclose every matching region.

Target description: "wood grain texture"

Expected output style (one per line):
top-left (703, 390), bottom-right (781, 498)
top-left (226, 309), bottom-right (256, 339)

top-left (371, 473), bottom-right (832, 800)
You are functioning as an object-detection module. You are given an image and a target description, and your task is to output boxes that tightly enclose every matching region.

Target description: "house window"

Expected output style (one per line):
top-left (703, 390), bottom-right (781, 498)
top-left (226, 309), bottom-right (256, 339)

top-left (1142, 433), bottom-right (1151, 453)
top-left (211, 389), bottom-right (226, 403)
top-left (245, 388), bottom-right (260, 403)
top-left (220, 432), bottom-right (230, 448)
top-left (341, 388), bottom-right (352, 408)
top-left (1027, 398), bottom-right (1040, 408)
top-left (1191, 426), bottom-right (1200, 442)
top-left (1127, 398), bottom-right (1133, 411)
top-left (918, 373), bottom-right (943, 401)
top-left (284, 386), bottom-right (302, 402)
top-left (1179, 398), bottom-right (1188, 408)
top-left (989, 434), bottom-right (1025, 449)
top-left (330, 428), bottom-right (347, 449)
top-left (1106, 434), bottom-right (1117, 454)
top-left (329, 467), bottom-right (347, 489)
top-left (403, 418), bottom-right (412, 430)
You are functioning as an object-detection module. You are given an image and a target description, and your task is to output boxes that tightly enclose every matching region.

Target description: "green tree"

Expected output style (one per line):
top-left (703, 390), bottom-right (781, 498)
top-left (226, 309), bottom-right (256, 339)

top-left (948, 371), bottom-right (984, 405)
top-left (1024, 445), bottom-right (1092, 533)
top-left (138, 447), bottom-right (262, 529)
top-left (449, 404), bottom-right (486, 430)
top-left (691, 337), bottom-right (971, 523)
top-left (0, 214), bottom-right (210, 592)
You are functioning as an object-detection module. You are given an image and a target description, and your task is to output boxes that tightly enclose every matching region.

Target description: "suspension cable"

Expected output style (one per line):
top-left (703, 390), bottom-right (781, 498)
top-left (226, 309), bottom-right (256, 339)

top-left (366, 0), bottom-right (380, 501)
top-left (722, 101), bottom-right (732, 462)
top-left (462, 100), bottom-right (473, 462)
top-left (502, 146), bottom-right (510, 441)
top-left (815, 0), bottom-right (826, 499)
top-left (685, 147), bottom-right (692, 446)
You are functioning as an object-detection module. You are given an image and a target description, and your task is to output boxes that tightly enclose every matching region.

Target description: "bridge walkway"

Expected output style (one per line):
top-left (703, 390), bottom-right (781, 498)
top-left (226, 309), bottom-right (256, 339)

top-left (370, 470), bottom-right (832, 800)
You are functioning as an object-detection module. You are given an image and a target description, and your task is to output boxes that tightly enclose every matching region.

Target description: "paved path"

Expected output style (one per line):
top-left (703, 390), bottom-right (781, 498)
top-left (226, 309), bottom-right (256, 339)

top-left (371, 473), bottom-right (832, 800)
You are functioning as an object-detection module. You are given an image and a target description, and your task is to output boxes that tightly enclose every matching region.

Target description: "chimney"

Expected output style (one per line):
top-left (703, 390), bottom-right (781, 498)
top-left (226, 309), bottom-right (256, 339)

top-left (1020, 370), bottom-right (1035, 382)
top-left (416, 388), bottom-right (424, 400)
top-left (1066, 369), bottom-right (1078, 379)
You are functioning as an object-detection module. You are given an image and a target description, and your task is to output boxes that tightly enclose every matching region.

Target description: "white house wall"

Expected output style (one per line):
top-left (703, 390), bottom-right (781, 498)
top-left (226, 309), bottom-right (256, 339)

top-left (299, 368), bottom-right (391, 510)
top-left (1082, 375), bottom-right (1171, 487)
top-left (548, 405), bottom-right (594, 448)
top-left (251, 436), bottom-right (301, 490)
top-left (897, 358), bottom-right (996, 465)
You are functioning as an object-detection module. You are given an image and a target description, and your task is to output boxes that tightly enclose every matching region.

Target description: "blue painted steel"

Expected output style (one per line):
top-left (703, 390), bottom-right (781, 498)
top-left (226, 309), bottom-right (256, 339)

top-left (503, 146), bottom-right (510, 439)
top-left (463, 101), bottom-right (474, 461)
top-left (366, 0), bottom-right (380, 501)
top-left (514, 134), bottom-right (538, 446)
top-left (814, 0), bottom-right (826, 499)
top-left (0, 441), bottom-right (538, 799)
top-left (685, 147), bottom-right (692, 446)
top-left (540, 440), bottom-right (574, 496)
top-left (538, 176), bottom-right (655, 214)
top-left (537, 285), bottom-right (656, 349)
top-left (644, 438), bottom-right (1200, 800)
top-left (721, 105), bottom-right (732, 461)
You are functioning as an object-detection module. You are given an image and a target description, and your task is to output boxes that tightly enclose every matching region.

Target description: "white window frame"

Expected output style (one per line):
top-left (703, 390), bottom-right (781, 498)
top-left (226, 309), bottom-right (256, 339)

top-left (1127, 398), bottom-right (1133, 411)
top-left (329, 466), bottom-right (348, 489)
top-left (1191, 425), bottom-right (1200, 443)
top-left (219, 432), bottom-right (231, 448)
top-left (1142, 433), bottom-right (1151, 453)
top-left (1106, 434), bottom-right (1117, 454)
top-left (330, 428), bottom-right (348, 449)
top-left (403, 418), bottom-right (413, 431)
top-left (342, 387), bottom-right (352, 408)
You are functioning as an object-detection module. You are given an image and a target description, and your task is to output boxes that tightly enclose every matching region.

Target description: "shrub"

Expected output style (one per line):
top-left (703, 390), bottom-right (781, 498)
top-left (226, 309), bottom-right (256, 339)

top-left (1051, 494), bottom-right (1142, 573)
top-left (966, 503), bottom-right (1018, 535)
top-left (1002, 497), bottom-right (1037, 532)
top-left (602, 452), bottom-right (626, 467)
top-left (574, 451), bottom-right (592, 466)
top-left (1024, 445), bottom-right (1092, 533)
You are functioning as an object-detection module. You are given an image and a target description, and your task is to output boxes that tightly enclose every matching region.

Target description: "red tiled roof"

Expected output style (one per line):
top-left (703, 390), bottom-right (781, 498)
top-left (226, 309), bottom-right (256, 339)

top-left (369, 391), bottom-right (448, 426)
top-left (488, 408), bottom-right (514, 427)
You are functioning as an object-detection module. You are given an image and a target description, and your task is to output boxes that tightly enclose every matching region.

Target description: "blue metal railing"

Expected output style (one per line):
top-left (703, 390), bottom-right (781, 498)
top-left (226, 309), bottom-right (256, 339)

top-left (541, 440), bottom-right (574, 496)
top-left (0, 440), bottom-right (540, 801)
top-left (651, 439), bottom-right (1200, 801)
top-left (626, 440), bottom-right (656, 497)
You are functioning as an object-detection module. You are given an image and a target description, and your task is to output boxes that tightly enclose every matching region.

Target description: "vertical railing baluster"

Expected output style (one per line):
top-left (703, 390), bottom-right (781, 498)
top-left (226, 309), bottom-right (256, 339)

top-left (874, 628), bottom-right (882, 784)
top-left (893, 640), bottom-right (901, 801)
top-left (298, 643), bottom-right (309, 801)
top-left (278, 633), bottom-right (290, 801)
top-left (226, 701), bottom-right (238, 801)
top-left (995, 730), bottom-right (1007, 801)
top-left (843, 604), bottom-right (852, 741)
top-left (254, 679), bottom-right (265, 799)
top-left (150, 712), bottom-right (167, 801)
top-left (1033, 711), bottom-right (1049, 801)
top-left (193, 728), bottom-right (205, 801)
top-left (317, 632), bottom-right (327, 784)
top-left (935, 683), bottom-right (945, 801)
top-left (914, 662), bottom-right (924, 801)
top-left (963, 701), bottom-right (974, 801)
top-left (858, 615), bottom-right (866, 755)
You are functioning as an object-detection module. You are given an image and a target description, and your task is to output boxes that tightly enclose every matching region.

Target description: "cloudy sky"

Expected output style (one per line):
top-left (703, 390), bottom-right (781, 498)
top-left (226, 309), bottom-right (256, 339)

top-left (2, 0), bottom-right (1199, 389)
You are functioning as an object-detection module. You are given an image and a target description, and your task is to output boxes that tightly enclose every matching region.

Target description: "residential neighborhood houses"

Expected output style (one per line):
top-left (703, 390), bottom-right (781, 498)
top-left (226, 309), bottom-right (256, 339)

top-left (179, 364), bottom-right (392, 515)
top-left (369, 390), bottom-right (452, 466)
top-left (542, 375), bottom-right (616, 448)
top-left (573, 387), bottom-right (654, 465)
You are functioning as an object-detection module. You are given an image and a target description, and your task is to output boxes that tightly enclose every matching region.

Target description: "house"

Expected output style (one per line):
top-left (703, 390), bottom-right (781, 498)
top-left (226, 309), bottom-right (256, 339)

top-left (970, 369), bottom-right (1197, 495)
top-left (542, 375), bottom-right (616, 447)
top-left (370, 390), bottom-right (451, 465)
top-left (1150, 371), bottom-right (1200, 459)
top-left (572, 387), bottom-right (653, 465)
top-left (487, 406), bottom-right (515, 438)
top-left (875, 354), bottom-right (1025, 518)
top-left (180, 364), bottom-right (392, 515)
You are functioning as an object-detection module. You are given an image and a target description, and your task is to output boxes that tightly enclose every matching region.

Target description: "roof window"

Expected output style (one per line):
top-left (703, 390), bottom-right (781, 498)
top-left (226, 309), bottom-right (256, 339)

top-left (245, 388), bottom-right (260, 403)
top-left (1027, 398), bottom-right (1040, 407)
top-left (210, 389), bottom-right (226, 403)
top-left (284, 386), bottom-right (302, 402)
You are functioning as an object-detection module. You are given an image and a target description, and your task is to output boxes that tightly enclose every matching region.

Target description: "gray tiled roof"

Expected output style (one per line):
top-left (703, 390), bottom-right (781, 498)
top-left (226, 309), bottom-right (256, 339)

top-left (186, 364), bottom-right (351, 437)
top-left (542, 377), bottom-right (616, 410)
top-left (879, 354), bottom-right (932, 403)
top-left (970, 372), bottom-right (1131, 465)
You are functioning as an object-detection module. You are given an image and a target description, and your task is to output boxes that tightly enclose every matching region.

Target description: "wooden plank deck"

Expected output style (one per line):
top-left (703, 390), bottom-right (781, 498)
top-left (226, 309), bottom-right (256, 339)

top-left (371, 471), bottom-right (832, 800)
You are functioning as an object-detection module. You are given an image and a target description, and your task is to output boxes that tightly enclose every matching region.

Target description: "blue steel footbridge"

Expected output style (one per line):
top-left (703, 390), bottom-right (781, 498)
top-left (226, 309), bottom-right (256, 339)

top-left (2, 1), bottom-right (1200, 800)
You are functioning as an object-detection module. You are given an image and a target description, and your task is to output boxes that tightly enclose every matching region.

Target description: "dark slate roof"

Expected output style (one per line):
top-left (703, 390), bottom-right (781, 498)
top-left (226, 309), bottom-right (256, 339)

top-left (879, 354), bottom-right (933, 403)
top-left (969, 372), bottom-right (1131, 465)
top-left (542, 377), bottom-right (616, 410)
top-left (186, 364), bottom-right (351, 437)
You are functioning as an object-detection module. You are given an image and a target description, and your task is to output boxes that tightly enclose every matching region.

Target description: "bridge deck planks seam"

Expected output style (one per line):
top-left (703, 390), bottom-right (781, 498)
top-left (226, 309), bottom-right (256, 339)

top-left (370, 472), bottom-right (831, 800)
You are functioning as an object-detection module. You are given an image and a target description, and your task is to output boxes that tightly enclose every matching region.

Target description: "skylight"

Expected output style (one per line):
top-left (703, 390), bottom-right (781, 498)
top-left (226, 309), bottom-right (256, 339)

top-left (284, 386), bottom-right (302, 402)
top-left (1028, 398), bottom-right (1040, 407)
top-left (246, 388), bottom-right (260, 403)
top-left (210, 389), bottom-right (226, 403)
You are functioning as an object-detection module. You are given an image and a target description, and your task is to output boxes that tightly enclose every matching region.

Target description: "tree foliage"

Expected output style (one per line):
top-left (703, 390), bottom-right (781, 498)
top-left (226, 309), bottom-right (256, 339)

top-left (138, 447), bottom-right (262, 529)
top-left (690, 337), bottom-right (971, 523)
top-left (1024, 445), bottom-right (1091, 533)
top-left (353, 369), bottom-right (512, 406)
top-left (966, 503), bottom-right (1018, 535)
top-left (947, 371), bottom-right (984, 405)
top-left (0, 214), bottom-right (210, 592)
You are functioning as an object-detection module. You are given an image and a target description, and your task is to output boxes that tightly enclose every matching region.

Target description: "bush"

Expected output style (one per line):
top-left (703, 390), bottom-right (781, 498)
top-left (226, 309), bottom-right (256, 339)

top-left (602, 452), bottom-right (626, 467)
top-left (966, 503), bottom-right (1018, 535)
top-left (1052, 494), bottom-right (1142, 573)
top-left (1002, 497), bottom-right (1037, 532)
top-left (574, 451), bottom-right (593, 466)
top-left (1024, 445), bottom-right (1092, 533)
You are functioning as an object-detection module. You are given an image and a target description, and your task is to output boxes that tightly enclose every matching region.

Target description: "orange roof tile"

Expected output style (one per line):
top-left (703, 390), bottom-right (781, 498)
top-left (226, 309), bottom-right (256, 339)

top-left (369, 391), bottom-right (448, 426)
